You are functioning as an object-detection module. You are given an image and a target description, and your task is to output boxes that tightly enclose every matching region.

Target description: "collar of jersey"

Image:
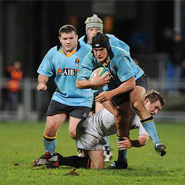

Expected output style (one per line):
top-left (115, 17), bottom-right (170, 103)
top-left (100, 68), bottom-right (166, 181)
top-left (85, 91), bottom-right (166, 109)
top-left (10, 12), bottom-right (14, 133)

top-left (59, 48), bottom-right (76, 57)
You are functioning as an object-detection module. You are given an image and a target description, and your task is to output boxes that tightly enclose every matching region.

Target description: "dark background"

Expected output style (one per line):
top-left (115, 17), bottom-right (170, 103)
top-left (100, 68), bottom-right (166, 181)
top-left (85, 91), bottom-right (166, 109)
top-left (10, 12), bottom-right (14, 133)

top-left (0, 0), bottom-right (183, 78)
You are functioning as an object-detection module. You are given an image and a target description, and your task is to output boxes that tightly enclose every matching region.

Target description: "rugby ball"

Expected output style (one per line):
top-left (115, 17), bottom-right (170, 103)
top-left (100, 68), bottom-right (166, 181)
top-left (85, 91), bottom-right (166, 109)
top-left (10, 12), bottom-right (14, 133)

top-left (89, 67), bottom-right (109, 90)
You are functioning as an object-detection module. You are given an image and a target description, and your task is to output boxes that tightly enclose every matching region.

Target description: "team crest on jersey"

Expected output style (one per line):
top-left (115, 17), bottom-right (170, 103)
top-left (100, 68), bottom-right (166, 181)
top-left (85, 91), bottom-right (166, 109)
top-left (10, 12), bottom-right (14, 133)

top-left (75, 58), bottom-right (80, 64)
top-left (57, 68), bottom-right (62, 76)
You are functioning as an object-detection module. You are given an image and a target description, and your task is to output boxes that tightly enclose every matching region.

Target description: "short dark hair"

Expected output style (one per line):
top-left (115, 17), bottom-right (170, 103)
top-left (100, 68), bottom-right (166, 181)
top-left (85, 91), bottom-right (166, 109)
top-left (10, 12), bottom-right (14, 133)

top-left (145, 90), bottom-right (165, 106)
top-left (59, 25), bottom-right (77, 36)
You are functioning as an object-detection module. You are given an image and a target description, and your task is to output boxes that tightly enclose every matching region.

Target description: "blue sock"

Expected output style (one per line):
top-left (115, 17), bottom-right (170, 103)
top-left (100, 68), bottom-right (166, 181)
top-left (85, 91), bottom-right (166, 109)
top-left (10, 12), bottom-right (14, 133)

top-left (141, 116), bottom-right (160, 144)
top-left (43, 137), bottom-right (57, 155)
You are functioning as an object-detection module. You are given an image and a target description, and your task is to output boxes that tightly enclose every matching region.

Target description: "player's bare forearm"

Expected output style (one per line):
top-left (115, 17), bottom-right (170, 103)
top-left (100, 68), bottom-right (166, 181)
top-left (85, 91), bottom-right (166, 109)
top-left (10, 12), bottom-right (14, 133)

top-left (37, 74), bottom-right (49, 91)
top-left (76, 79), bottom-right (94, 89)
top-left (109, 76), bottom-right (135, 97)
top-left (118, 134), bottom-right (149, 150)
top-left (131, 134), bottom-right (149, 147)
top-left (38, 74), bottom-right (49, 84)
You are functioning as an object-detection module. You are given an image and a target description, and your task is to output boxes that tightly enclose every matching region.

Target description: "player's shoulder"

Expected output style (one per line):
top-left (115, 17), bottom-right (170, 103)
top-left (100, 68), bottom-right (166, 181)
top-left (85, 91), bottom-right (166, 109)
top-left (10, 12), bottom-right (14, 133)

top-left (106, 33), bottom-right (116, 39)
top-left (47, 46), bottom-right (58, 54)
top-left (111, 46), bottom-right (130, 57)
top-left (78, 43), bottom-right (91, 57)
top-left (79, 35), bottom-right (85, 42)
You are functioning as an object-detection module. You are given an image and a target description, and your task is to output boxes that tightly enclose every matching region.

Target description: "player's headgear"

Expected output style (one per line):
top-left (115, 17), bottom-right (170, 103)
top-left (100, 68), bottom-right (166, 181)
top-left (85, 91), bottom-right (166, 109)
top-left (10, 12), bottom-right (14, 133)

top-left (92, 33), bottom-right (110, 51)
top-left (85, 14), bottom-right (103, 33)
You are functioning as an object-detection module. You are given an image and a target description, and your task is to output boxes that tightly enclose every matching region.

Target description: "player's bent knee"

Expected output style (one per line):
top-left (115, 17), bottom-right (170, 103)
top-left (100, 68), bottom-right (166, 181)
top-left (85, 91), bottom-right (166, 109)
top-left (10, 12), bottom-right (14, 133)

top-left (131, 100), bottom-right (144, 111)
top-left (69, 130), bottom-right (77, 139)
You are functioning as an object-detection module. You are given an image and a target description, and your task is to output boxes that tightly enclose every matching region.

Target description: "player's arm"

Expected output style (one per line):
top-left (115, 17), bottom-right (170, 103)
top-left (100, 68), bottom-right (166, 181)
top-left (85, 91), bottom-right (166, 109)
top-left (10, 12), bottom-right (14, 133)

top-left (118, 134), bottom-right (149, 150)
top-left (37, 74), bottom-right (49, 91)
top-left (107, 76), bottom-right (135, 97)
top-left (95, 76), bottom-right (135, 103)
top-left (76, 72), bottom-right (110, 89)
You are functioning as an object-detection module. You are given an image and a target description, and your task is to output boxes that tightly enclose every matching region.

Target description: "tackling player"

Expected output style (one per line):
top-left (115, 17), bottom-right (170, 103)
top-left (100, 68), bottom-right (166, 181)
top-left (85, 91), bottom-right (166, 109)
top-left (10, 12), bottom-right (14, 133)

top-left (33, 25), bottom-right (93, 166)
top-left (46, 90), bottom-right (166, 169)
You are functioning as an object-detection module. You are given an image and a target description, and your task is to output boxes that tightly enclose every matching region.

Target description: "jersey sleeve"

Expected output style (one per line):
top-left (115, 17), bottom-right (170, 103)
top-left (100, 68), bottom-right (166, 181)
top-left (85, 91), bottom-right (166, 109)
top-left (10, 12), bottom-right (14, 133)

top-left (116, 56), bottom-right (134, 82)
top-left (108, 34), bottom-right (130, 53)
top-left (77, 53), bottom-right (95, 81)
top-left (37, 49), bottom-right (54, 77)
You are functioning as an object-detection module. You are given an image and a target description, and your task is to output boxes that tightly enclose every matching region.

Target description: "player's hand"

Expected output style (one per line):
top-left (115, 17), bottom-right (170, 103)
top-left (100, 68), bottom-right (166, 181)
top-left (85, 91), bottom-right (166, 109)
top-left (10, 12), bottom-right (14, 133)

top-left (95, 91), bottom-right (113, 103)
top-left (93, 71), bottom-right (110, 86)
top-left (118, 137), bottom-right (132, 150)
top-left (154, 143), bottom-right (167, 156)
top-left (37, 83), bottom-right (47, 91)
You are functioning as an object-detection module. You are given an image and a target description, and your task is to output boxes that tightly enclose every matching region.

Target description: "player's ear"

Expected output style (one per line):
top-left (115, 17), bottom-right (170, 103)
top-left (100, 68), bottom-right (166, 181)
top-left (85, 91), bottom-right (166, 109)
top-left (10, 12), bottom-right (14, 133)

top-left (58, 36), bottom-right (61, 42)
top-left (76, 34), bottom-right (79, 40)
top-left (144, 98), bottom-right (150, 103)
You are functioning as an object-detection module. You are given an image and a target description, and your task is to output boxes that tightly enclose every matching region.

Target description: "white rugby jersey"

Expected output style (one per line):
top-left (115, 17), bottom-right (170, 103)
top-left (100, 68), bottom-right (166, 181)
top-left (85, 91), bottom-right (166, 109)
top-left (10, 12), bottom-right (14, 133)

top-left (84, 108), bottom-right (148, 138)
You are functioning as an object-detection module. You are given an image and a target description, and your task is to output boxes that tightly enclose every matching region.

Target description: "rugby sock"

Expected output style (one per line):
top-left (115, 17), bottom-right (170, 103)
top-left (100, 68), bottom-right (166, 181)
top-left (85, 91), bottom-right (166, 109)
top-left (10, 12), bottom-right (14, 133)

top-left (117, 138), bottom-right (127, 162)
top-left (59, 155), bottom-right (91, 168)
top-left (141, 116), bottom-right (161, 144)
top-left (43, 135), bottom-right (57, 155)
top-left (117, 149), bottom-right (127, 162)
top-left (104, 136), bottom-right (111, 151)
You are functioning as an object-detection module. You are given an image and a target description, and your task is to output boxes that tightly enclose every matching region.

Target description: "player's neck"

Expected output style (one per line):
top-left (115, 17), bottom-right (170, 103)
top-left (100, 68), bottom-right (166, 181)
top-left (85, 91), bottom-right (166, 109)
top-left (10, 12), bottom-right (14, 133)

top-left (60, 46), bottom-right (77, 56)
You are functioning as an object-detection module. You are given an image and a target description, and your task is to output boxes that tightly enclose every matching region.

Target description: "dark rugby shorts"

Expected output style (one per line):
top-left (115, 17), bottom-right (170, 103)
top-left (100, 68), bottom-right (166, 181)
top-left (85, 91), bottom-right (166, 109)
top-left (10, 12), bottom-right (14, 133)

top-left (112, 74), bottom-right (148, 106)
top-left (46, 100), bottom-right (91, 119)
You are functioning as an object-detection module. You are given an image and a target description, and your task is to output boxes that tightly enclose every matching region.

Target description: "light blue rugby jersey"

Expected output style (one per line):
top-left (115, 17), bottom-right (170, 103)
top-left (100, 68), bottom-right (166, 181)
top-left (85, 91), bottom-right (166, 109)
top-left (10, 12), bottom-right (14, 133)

top-left (37, 45), bottom-right (93, 108)
top-left (77, 46), bottom-right (143, 85)
top-left (79, 34), bottom-right (130, 52)
top-left (79, 34), bottom-right (143, 80)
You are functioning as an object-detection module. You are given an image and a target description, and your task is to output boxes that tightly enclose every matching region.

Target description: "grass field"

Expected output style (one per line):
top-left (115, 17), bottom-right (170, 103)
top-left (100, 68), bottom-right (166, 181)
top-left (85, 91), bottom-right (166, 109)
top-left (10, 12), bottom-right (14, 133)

top-left (0, 121), bottom-right (184, 185)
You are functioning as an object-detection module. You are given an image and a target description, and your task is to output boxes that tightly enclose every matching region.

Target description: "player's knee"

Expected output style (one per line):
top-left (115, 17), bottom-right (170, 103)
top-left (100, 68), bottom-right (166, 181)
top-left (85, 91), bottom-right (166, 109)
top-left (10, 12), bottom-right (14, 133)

top-left (44, 125), bottom-right (58, 136)
top-left (91, 163), bottom-right (104, 169)
top-left (69, 129), bottom-right (76, 139)
top-left (131, 100), bottom-right (143, 112)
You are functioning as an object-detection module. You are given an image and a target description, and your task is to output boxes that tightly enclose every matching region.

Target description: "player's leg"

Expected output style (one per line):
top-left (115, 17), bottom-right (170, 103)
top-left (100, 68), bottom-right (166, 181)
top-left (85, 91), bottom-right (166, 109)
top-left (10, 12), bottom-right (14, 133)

top-left (130, 76), bottom-right (161, 144)
top-left (46, 152), bottom-right (91, 168)
top-left (68, 106), bottom-right (91, 139)
top-left (108, 150), bottom-right (128, 169)
top-left (95, 101), bottom-right (113, 162)
top-left (33, 113), bottom-right (67, 167)
top-left (116, 101), bottom-right (132, 138)
top-left (44, 113), bottom-right (67, 154)
top-left (33, 100), bottom-right (68, 167)
top-left (88, 150), bottom-right (104, 169)
top-left (103, 136), bottom-right (113, 162)
top-left (68, 116), bottom-right (82, 139)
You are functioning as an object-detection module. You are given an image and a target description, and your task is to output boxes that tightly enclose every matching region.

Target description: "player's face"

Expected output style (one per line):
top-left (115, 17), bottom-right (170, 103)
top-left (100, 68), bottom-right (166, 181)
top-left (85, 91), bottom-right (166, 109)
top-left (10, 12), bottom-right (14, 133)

top-left (87, 27), bottom-right (102, 44)
top-left (93, 47), bottom-right (108, 62)
top-left (59, 31), bottom-right (78, 52)
top-left (144, 99), bottom-right (163, 115)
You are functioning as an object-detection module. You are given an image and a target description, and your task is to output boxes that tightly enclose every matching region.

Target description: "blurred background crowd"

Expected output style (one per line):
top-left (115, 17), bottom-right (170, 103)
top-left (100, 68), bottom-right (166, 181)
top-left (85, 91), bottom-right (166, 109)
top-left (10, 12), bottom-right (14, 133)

top-left (0, 0), bottom-right (185, 121)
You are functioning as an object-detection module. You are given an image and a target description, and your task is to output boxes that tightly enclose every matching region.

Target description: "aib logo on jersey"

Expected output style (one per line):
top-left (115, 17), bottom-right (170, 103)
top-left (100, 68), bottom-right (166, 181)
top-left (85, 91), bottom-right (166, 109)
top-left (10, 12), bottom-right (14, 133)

top-left (63, 68), bottom-right (76, 76)
top-left (57, 68), bottom-right (78, 76)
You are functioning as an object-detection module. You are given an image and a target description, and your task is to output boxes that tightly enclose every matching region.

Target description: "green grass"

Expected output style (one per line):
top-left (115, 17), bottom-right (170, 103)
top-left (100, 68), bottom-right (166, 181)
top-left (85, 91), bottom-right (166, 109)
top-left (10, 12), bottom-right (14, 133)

top-left (0, 121), bottom-right (184, 185)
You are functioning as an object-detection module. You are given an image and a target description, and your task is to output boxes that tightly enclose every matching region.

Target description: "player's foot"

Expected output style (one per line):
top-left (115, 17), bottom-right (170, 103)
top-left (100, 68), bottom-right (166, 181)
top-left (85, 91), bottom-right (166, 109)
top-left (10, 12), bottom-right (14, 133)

top-left (46, 153), bottom-right (62, 168)
top-left (77, 149), bottom-right (85, 157)
top-left (103, 146), bottom-right (113, 162)
top-left (108, 160), bottom-right (128, 169)
top-left (33, 151), bottom-right (52, 167)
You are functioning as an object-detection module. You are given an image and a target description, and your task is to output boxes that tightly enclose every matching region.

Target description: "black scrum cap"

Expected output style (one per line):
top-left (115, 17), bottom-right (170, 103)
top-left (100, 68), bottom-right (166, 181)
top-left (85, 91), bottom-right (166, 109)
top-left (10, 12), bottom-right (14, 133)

top-left (91, 33), bottom-right (110, 51)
